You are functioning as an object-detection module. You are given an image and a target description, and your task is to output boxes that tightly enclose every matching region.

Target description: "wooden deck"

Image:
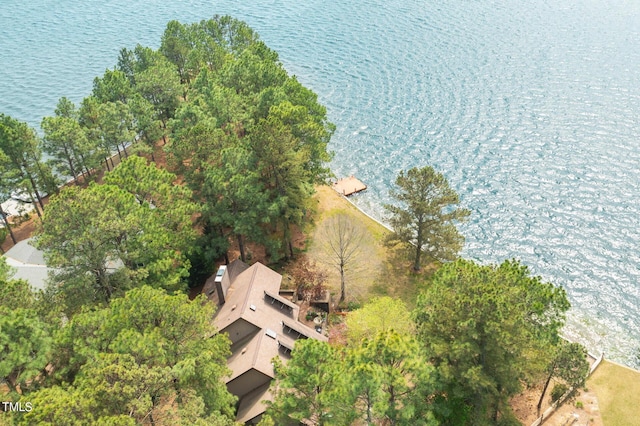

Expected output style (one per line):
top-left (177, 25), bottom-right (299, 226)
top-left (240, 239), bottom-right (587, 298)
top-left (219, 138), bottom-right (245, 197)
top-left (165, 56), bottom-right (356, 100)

top-left (332, 176), bottom-right (367, 196)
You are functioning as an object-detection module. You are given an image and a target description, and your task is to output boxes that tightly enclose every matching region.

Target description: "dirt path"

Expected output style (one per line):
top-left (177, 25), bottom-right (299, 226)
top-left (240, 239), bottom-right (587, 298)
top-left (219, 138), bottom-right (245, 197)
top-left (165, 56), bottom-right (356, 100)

top-left (1, 215), bottom-right (39, 253)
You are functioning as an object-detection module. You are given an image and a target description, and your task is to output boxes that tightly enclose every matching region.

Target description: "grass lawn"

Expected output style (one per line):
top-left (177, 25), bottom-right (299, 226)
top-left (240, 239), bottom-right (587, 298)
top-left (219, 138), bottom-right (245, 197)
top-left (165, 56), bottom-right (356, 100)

top-left (588, 359), bottom-right (640, 424)
top-left (302, 185), bottom-right (431, 308)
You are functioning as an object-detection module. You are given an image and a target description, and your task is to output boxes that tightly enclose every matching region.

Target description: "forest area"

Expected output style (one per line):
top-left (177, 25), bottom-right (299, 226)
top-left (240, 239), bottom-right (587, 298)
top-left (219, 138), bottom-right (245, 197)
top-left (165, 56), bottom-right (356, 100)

top-left (0, 16), bottom-right (590, 426)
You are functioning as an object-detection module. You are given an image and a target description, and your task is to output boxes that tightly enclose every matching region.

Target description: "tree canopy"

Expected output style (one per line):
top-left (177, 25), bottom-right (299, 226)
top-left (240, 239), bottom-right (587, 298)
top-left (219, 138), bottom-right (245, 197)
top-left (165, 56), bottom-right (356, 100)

top-left (17, 286), bottom-right (235, 425)
top-left (201, 145), bottom-right (272, 263)
top-left (536, 340), bottom-right (589, 413)
top-left (35, 157), bottom-right (196, 313)
top-left (0, 113), bottom-right (57, 218)
top-left (0, 304), bottom-right (51, 396)
top-left (413, 258), bottom-right (570, 424)
top-left (345, 296), bottom-right (414, 345)
top-left (268, 331), bottom-right (437, 426)
top-left (0, 260), bottom-right (52, 396)
top-left (384, 166), bottom-right (470, 271)
top-left (0, 16), bottom-right (595, 426)
top-left (3, 15), bottom-right (334, 267)
top-left (41, 98), bottom-right (90, 184)
top-left (158, 16), bottom-right (334, 261)
top-left (269, 339), bottom-right (348, 425)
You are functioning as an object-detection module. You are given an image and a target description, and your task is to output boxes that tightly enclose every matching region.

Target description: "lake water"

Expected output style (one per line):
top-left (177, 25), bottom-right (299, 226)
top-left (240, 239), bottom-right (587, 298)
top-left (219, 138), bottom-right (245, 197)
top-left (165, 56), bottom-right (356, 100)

top-left (2, 0), bottom-right (639, 366)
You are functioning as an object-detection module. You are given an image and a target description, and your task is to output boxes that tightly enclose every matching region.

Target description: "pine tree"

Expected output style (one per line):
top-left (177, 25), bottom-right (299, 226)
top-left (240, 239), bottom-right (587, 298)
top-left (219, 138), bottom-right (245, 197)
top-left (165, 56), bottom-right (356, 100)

top-left (384, 166), bottom-right (470, 271)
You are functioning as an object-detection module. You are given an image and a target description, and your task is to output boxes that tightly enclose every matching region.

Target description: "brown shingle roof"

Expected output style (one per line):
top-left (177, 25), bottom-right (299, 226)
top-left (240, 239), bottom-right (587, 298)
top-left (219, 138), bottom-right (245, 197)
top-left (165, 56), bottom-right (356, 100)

top-left (235, 382), bottom-right (273, 424)
top-left (209, 260), bottom-right (328, 423)
top-left (214, 261), bottom-right (283, 334)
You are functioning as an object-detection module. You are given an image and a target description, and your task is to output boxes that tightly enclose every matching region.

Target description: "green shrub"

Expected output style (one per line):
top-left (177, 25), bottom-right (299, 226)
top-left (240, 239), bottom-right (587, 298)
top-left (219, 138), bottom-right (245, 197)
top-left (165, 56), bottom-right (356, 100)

top-left (347, 301), bottom-right (361, 311)
top-left (576, 401), bottom-right (584, 409)
top-left (551, 383), bottom-right (569, 402)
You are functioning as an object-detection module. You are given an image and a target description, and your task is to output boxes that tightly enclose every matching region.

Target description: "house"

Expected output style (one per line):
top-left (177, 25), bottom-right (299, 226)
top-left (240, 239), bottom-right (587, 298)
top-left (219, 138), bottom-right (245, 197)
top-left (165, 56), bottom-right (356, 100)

top-left (204, 260), bottom-right (328, 424)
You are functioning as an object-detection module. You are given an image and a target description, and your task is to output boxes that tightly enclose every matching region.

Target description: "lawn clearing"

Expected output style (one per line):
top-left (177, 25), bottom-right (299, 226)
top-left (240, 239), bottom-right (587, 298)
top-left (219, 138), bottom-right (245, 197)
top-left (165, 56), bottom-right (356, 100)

top-left (588, 359), bottom-right (640, 425)
top-left (304, 185), bottom-right (426, 307)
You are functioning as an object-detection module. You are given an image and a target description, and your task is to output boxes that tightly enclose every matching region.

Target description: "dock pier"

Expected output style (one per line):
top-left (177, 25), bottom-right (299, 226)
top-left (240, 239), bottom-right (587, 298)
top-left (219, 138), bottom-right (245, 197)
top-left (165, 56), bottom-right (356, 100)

top-left (332, 176), bottom-right (367, 196)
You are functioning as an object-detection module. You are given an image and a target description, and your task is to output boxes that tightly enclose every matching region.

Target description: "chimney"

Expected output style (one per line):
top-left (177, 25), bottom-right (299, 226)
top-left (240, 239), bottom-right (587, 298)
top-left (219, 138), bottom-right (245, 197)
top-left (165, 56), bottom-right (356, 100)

top-left (214, 265), bottom-right (228, 304)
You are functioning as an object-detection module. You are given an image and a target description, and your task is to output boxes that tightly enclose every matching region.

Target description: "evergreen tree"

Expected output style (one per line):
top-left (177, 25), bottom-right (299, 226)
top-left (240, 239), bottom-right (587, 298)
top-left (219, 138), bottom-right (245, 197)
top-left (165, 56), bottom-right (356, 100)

top-left (35, 184), bottom-right (139, 309)
top-left (345, 331), bottom-right (437, 425)
top-left (384, 166), bottom-right (470, 271)
top-left (103, 156), bottom-right (197, 284)
top-left (0, 151), bottom-right (18, 244)
top-left (160, 20), bottom-right (194, 87)
top-left (0, 114), bottom-right (56, 216)
top-left (20, 287), bottom-right (235, 425)
top-left (201, 146), bottom-right (273, 262)
top-left (0, 309), bottom-right (51, 395)
top-left (536, 341), bottom-right (589, 413)
top-left (0, 262), bottom-right (51, 395)
top-left (413, 259), bottom-right (570, 424)
top-left (92, 68), bottom-right (133, 104)
top-left (134, 58), bottom-right (182, 131)
top-left (269, 331), bottom-right (438, 425)
top-left (97, 100), bottom-right (135, 162)
top-left (41, 98), bottom-right (88, 183)
top-left (78, 96), bottom-right (111, 172)
top-left (36, 158), bottom-right (196, 312)
top-left (128, 94), bottom-right (165, 160)
top-left (167, 101), bottom-right (235, 189)
top-left (269, 339), bottom-right (351, 425)
top-left (251, 114), bottom-right (314, 259)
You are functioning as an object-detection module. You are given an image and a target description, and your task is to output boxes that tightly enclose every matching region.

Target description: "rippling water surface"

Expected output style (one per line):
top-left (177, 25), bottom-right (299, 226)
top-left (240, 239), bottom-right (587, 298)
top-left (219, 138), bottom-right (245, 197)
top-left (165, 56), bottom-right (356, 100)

top-left (2, 0), bottom-right (640, 366)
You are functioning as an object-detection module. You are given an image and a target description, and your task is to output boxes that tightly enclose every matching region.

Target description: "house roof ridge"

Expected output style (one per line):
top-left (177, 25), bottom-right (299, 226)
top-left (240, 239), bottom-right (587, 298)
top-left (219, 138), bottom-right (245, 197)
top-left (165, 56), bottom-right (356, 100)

top-left (239, 264), bottom-right (260, 315)
top-left (251, 331), bottom-right (266, 372)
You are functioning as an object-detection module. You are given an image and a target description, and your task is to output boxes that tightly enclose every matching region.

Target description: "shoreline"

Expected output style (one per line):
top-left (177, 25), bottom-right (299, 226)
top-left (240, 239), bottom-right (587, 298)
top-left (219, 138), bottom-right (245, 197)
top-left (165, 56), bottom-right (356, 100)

top-left (1, 171), bottom-right (634, 373)
top-left (326, 184), bottom-right (640, 371)
top-left (319, 185), bottom-right (640, 423)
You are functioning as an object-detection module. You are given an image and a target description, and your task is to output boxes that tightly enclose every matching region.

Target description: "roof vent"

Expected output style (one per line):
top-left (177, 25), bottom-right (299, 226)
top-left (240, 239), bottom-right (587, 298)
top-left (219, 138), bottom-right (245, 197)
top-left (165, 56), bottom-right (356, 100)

top-left (265, 329), bottom-right (277, 339)
top-left (231, 304), bottom-right (237, 311)
top-left (249, 304), bottom-right (256, 311)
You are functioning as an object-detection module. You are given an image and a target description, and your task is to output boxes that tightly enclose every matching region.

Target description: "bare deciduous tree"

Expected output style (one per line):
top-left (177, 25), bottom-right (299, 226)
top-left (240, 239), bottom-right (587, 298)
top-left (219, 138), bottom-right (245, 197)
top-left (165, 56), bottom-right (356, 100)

top-left (288, 255), bottom-right (328, 303)
top-left (320, 214), bottom-right (367, 305)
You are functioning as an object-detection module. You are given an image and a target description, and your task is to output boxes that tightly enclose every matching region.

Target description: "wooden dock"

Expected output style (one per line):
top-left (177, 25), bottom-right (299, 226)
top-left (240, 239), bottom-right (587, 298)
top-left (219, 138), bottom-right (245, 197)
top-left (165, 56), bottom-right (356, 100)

top-left (332, 176), bottom-right (367, 196)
